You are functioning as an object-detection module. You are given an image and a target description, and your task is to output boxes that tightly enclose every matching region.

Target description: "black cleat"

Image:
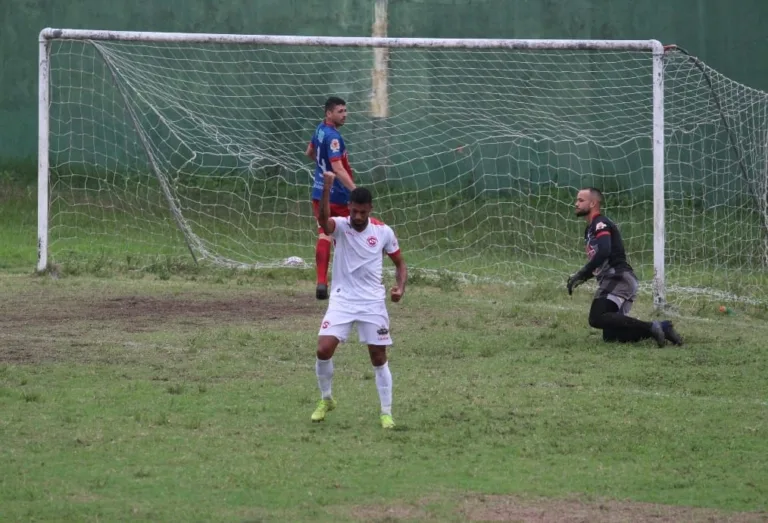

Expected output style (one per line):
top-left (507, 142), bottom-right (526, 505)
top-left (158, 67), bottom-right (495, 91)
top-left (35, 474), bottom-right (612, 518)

top-left (650, 321), bottom-right (666, 347)
top-left (316, 283), bottom-right (329, 300)
top-left (663, 322), bottom-right (684, 346)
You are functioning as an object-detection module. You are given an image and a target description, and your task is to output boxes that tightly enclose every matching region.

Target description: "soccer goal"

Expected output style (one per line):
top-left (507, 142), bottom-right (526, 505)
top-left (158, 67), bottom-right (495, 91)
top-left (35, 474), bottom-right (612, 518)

top-left (37, 29), bottom-right (768, 309)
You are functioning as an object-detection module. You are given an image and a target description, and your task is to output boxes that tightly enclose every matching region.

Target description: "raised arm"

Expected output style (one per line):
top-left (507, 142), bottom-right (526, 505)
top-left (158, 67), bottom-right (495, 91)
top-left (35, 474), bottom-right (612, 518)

top-left (317, 171), bottom-right (337, 236)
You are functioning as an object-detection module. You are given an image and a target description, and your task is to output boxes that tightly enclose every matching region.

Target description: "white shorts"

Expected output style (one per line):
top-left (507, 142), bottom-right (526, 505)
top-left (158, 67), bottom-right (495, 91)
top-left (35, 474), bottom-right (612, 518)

top-left (318, 300), bottom-right (392, 346)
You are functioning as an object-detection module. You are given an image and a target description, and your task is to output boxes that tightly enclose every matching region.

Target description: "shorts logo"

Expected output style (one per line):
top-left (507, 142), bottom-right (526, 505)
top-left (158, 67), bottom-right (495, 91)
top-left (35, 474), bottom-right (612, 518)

top-left (330, 139), bottom-right (341, 153)
top-left (377, 328), bottom-right (389, 335)
top-left (321, 321), bottom-right (330, 329)
top-left (367, 236), bottom-right (378, 247)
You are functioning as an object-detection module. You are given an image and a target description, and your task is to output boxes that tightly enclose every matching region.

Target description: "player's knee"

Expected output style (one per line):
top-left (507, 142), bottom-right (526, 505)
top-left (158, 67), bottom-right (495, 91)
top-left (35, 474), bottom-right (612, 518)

top-left (317, 337), bottom-right (337, 359)
top-left (588, 298), bottom-right (617, 329)
top-left (367, 345), bottom-right (387, 366)
top-left (588, 310), bottom-right (610, 329)
top-left (317, 346), bottom-right (334, 360)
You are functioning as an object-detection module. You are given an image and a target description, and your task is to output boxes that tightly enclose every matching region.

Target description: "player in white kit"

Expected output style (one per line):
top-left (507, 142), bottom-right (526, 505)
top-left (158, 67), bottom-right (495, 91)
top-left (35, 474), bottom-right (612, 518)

top-left (311, 171), bottom-right (408, 429)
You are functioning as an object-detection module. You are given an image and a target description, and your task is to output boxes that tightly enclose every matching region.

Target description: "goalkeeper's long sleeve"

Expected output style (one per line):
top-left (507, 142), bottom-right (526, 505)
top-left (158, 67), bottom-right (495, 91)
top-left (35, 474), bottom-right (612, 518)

top-left (580, 234), bottom-right (612, 276)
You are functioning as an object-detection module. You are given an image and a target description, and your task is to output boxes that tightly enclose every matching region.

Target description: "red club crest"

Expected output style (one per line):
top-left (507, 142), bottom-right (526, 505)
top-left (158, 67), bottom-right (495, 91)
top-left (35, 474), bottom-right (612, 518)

top-left (367, 236), bottom-right (378, 247)
top-left (321, 321), bottom-right (330, 329)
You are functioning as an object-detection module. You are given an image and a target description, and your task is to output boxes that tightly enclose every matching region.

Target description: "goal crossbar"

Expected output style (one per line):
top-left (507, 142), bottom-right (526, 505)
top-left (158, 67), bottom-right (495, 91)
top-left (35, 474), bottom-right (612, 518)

top-left (39, 28), bottom-right (663, 52)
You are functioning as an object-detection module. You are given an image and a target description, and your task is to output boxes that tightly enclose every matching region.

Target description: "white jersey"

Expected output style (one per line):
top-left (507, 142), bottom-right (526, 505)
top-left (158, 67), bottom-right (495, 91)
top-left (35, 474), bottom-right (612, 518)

top-left (329, 216), bottom-right (401, 304)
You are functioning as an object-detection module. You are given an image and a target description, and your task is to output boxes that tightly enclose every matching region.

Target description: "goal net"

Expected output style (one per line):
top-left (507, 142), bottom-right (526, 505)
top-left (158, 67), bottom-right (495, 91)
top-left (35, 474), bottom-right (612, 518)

top-left (39, 31), bottom-right (768, 309)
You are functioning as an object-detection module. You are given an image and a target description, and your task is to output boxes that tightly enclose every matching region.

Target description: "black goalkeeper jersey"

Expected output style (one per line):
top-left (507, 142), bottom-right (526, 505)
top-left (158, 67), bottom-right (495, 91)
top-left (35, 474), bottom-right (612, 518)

top-left (583, 214), bottom-right (633, 279)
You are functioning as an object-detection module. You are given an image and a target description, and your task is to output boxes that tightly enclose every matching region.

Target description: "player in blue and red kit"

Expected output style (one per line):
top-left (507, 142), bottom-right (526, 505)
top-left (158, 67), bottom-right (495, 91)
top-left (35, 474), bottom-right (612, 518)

top-left (305, 96), bottom-right (356, 300)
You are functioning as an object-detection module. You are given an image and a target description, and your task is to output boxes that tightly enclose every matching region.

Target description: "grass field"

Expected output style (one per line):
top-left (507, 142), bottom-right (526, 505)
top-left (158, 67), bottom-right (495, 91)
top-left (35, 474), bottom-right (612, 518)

top-left (2, 176), bottom-right (768, 521)
top-left (1, 270), bottom-right (767, 522)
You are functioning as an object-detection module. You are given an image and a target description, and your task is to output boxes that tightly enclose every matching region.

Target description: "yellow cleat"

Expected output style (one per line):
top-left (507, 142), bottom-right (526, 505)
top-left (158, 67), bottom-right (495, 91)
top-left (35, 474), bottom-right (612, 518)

top-left (380, 414), bottom-right (395, 429)
top-left (311, 398), bottom-right (336, 422)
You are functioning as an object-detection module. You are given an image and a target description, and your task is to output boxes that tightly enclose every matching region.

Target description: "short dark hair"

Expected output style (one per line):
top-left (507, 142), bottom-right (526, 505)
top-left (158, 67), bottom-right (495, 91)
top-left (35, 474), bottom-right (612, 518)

top-left (584, 187), bottom-right (604, 205)
top-left (324, 96), bottom-right (346, 112)
top-left (349, 187), bottom-right (372, 205)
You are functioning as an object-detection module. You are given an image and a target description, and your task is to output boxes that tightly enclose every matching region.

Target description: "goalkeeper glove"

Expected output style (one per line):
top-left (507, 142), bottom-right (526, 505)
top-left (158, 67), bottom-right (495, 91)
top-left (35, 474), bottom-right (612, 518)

top-left (567, 269), bottom-right (590, 295)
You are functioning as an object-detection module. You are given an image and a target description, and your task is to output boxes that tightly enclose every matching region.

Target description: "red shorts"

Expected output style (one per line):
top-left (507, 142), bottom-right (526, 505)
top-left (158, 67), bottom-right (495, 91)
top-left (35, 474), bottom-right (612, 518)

top-left (312, 199), bottom-right (349, 233)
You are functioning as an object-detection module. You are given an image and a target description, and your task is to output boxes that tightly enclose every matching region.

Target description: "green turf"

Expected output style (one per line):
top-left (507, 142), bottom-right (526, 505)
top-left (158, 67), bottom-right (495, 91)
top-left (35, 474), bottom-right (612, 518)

top-left (0, 265), bottom-right (767, 521)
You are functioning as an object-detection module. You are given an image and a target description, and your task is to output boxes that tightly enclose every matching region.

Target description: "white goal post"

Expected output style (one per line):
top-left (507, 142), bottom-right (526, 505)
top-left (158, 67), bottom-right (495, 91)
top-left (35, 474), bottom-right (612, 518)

top-left (37, 28), bottom-right (768, 310)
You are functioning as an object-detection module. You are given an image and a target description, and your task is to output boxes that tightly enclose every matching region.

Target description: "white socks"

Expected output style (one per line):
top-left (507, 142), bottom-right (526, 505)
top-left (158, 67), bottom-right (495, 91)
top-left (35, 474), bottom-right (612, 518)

top-left (315, 358), bottom-right (334, 400)
top-left (316, 358), bottom-right (393, 416)
top-left (374, 362), bottom-right (393, 416)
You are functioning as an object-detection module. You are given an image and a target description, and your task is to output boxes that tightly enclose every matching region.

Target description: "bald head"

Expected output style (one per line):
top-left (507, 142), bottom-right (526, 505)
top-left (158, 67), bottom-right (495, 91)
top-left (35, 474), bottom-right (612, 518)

top-left (575, 187), bottom-right (603, 218)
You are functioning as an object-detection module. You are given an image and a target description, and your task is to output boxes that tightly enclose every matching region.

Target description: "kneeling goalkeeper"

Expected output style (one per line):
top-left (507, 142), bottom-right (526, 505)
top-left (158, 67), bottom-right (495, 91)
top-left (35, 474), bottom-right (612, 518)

top-left (567, 187), bottom-right (683, 347)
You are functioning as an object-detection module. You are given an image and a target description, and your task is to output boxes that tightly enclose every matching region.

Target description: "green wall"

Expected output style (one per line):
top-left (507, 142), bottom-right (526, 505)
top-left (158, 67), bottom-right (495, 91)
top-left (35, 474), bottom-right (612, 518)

top-left (1, 0), bottom-right (767, 161)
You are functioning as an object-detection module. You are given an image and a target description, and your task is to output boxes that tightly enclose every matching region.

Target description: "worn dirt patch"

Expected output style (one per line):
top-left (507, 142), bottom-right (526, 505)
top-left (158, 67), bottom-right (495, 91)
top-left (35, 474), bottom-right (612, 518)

top-left (347, 502), bottom-right (429, 522)
top-left (96, 294), bottom-right (318, 328)
top-left (343, 495), bottom-right (767, 522)
top-left (0, 292), bottom-right (319, 364)
top-left (460, 495), bottom-right (767, 523)
top-left (4, 294), bottom-right (317, 326)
